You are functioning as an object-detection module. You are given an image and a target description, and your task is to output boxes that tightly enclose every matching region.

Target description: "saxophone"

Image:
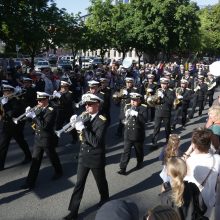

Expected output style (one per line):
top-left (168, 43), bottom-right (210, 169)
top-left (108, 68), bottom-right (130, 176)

top-left (173, 87), bottom-right (183, 110)
top-left (144, 84), bottom-right (154, 103)
top-left (146, 88), bottom-right (163, 107)
top-left (205, 78), bottom-right (216, 91)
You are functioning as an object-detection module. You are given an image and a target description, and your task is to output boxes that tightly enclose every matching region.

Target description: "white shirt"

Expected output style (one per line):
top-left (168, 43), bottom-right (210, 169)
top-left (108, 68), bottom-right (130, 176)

top-left (185, 153), bottom-right (220, 212)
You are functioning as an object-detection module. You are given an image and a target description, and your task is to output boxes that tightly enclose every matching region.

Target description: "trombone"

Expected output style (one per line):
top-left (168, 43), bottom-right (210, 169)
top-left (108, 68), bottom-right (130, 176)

top-left (12, 105), bottom-right (40, 124)
top-left (55, 112), bottom-right (90, 137)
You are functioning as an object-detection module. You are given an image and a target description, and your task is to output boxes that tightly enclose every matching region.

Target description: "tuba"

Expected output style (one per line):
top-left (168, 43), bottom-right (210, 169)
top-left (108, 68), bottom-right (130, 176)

top-left (146, 88), bottom-right (163, 107)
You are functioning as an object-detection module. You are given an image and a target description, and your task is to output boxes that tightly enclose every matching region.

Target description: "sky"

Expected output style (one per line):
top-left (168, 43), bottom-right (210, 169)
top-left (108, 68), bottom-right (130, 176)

top-left (54, 0), bottom-right (219, 15)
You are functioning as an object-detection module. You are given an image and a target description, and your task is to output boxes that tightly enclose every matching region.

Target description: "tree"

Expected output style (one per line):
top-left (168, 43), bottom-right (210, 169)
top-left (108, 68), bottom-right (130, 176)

top-left (86, 0), bottom-right (113, 62)
top-left (111, 2), bottom-right (135, 59)
top-left (199, 4), bottom-right (220, 56)
top-left (59, 13), bottom-right (88, 66)
top-left (0, 0), bottom-right (65, 66)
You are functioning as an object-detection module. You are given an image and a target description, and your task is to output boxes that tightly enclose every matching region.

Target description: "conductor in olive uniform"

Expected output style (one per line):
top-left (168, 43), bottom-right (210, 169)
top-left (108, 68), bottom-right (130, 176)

top-left (151, 78), bottom-right (175, 149)
top-left (63, 94), bottom-right (109, 220)
top-left (0, 85), bottom-right (32, 171)
top-left (117, 92), bottom-right (147, 175)
top-left (21, 92), bottom-right (63, 189)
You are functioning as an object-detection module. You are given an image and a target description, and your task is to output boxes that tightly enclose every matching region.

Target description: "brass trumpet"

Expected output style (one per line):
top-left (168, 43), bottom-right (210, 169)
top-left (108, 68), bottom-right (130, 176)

top-left (55, 112), bottom-right (90, 137)
top-left (0, 91), bottom-right (26, 102)
top-left (12, 105), bottom-right (40, 124)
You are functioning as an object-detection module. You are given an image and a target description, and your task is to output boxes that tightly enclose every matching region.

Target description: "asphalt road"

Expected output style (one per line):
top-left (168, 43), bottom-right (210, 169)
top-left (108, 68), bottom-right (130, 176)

top-left (1, 91), bottom-right (220, 220)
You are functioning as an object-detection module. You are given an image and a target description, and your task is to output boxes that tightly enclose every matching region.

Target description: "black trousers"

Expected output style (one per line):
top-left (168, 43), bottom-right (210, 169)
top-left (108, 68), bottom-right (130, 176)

top-left (120, 139), bottom-right (144, 170)
top-left (26, 139), bottom-right (62, 186)
top-left (68, 163), bottom-right (109, 218)
top-left (172, 106), bottom-right (188, 127)
top-left (0, 126), bottom-right (31, 169)
top-left (207, 93), bottom-right (214, 107)
top-left (189, 100), bottom-right (204, 118)
top-left (147, 107), bottom-right (155, 121)
top-left (152, 116), bottom-right (171, 144)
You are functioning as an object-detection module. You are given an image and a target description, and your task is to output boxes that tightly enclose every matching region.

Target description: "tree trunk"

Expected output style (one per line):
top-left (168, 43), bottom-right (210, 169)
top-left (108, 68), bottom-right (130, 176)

top-left (71, 48), bottom-right (77, 67)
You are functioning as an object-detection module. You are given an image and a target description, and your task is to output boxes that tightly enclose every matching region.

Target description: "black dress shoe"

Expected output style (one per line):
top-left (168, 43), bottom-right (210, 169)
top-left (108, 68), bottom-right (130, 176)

top-left (51, 172), bottom-right (63, 180)
top-left (63, 212), bottom-right (77, 220)
top-left (171, 125), bottom-right (176, 130)
top-left (149, 144), bottom-right (158, 151)
top-left (21, 157), bottom-right (32, 165)
top-left (20, 183), bottom-right (35, 190)
top-left (117, 169), bottom-right (126, 175)
top-left (136, 162), bottom-right (143, 170)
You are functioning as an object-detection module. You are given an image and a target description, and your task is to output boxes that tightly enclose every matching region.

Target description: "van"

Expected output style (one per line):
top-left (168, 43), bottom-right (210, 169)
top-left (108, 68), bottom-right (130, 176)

top-left (61, 56), bottom-right (74, 62)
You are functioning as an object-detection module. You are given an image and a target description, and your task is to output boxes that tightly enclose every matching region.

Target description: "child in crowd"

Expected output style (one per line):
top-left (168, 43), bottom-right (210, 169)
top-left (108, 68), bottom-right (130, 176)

top-left (159, 134), bottom-right (181, 190)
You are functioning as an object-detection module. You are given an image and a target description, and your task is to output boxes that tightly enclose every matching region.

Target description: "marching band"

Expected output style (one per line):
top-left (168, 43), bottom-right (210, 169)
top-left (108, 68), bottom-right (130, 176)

top-left (0, 60), bottom-right (219, 220)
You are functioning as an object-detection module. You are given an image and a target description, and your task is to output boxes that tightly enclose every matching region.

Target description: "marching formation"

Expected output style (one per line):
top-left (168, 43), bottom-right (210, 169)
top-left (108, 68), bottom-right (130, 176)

top-left (0, 59), bottom-right (219, 220)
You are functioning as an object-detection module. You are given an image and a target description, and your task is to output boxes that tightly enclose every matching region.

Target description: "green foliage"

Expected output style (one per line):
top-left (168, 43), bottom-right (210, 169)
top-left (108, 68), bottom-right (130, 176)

top-left (86, 0), bottom-right (113, 60)
top-left (199, 4), bottom-right (220, 56)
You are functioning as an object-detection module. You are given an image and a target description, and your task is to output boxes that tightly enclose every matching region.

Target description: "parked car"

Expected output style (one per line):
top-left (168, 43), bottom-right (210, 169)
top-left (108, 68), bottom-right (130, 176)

top-left (81, 57), bottom-right (92, 69)
top-left (61, 55), bottom-right (74, 63)
top-left (57, 60), bottom-right (72, 71)
top-left (34, 61), bottom-right (50, 71)
top-left (48, 55), bottom-right (58, 66)
top-left (90, 57), bottom-right (103, 67)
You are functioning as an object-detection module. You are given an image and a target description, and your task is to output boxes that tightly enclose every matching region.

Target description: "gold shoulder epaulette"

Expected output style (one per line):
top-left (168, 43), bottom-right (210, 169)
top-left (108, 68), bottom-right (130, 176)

top-left (99, 115), bottom-right (106, 121)
top-left (169, 88), bottom-right (173, 91)
top-left (100, 91), bottom-right (105, 94)
top-left (48, 107), bottom-right (54, 111)
top-left (69, 91), bottom-right (72, 93)
top-left (186, 88), bottom-right (191, 90)
top-left (133, 87), bottom-right (137, 89)
top-left (107, 87), bottom-right (110, 89)
top-left (154, 82), bottom-right (157, 85)
top-left (141, 104), bottom-right (147, 107)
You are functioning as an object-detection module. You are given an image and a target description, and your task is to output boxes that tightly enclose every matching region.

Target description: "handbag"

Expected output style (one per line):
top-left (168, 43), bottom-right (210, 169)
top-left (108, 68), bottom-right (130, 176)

top-left (191, 155), bottom-right (215, 220)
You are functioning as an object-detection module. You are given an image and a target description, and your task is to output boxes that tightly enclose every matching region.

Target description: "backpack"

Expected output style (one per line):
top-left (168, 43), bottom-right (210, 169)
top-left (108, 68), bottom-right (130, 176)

top-left (159, 181), bottom-right (208, 220)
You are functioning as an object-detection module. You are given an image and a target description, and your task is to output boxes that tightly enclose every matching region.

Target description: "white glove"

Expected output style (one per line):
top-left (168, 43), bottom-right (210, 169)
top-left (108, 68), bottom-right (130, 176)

top-left (15, 86), bottom-right (22, 93)
top-left (122, 90), bottom-right (128, 95)
top-left (144, 95), bottom-right (147, 100)
top-left (25, 111), bottom-right (36, 119)
top-left (75, 121), bottom-right (85, 131)
top-left (158, 91), bottom-right (164, 98)
top-left (147, 88), bottom-right (153, 93)
top-left (1, 97), bottom-right (8, 105)
top-left (147, 97), bottom-right (152, 102)
top-left (125, 109), bottom-right (131, 117)
top-left (177, 95), bottom-right (183, 99)
top-left (25, 106), bottom-right (31, 113)
top-left (130, 109), bottom-right (138, 117)
top-left (70, 114), bottom-right (77, 123)
top-left (53, 90), bottom-right (61, 98)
